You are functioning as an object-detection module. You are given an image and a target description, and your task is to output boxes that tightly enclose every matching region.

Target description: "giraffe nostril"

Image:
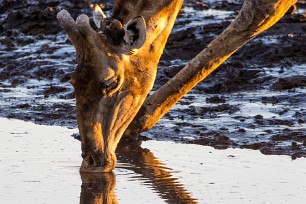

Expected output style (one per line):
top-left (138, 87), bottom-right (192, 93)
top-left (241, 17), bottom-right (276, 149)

top-left (82, 153), bottom-right (95, 166)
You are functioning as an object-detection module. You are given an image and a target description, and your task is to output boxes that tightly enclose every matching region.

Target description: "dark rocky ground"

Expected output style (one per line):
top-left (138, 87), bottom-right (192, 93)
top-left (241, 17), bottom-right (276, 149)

top-left (0, 0), bottom-right (306, 159)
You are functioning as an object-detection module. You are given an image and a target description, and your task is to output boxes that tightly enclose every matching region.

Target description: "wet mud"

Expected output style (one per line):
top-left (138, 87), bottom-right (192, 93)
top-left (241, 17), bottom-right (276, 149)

top-left (0, 0), bottom-right (306, 158)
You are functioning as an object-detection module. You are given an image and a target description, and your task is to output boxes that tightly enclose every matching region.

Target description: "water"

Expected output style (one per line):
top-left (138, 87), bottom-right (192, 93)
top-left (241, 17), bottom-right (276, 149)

top-left (174, 6), bottom-right (234, 32)
top-left (1, 118), bottom-right (306, 204)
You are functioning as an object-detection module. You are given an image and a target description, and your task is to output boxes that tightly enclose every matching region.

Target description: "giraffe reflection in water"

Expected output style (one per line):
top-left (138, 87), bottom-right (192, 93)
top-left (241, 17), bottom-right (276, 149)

top-left (80, 172), bottom-right (118, 204)
top-left (80, 140), bottom-right (198, 204)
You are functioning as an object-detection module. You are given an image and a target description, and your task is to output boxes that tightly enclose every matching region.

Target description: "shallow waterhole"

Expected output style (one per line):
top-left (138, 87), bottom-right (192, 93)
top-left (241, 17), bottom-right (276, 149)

top-left (0, 117), bottom-right (305, 204)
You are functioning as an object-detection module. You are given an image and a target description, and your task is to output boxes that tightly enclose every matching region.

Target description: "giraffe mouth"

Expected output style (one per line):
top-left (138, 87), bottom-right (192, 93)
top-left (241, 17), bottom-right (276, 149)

top-left (80, 148), bottom-right (117, 173)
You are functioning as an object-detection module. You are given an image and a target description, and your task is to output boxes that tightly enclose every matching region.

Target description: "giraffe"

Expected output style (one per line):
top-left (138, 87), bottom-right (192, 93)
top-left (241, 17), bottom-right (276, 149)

top-left (57, 0), bottom-right (184, 172)
top-left (57, 0), bottom-right (296, 172)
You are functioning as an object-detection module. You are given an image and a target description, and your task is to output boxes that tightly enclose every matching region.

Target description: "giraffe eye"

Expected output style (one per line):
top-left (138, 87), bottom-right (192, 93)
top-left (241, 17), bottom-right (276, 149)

top-left (100, 77), bottom-right (120, 94)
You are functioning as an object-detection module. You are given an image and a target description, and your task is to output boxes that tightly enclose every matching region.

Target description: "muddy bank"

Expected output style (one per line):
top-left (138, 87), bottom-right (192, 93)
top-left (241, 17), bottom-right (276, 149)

top-left (0, 0), bottom-right (306, 158)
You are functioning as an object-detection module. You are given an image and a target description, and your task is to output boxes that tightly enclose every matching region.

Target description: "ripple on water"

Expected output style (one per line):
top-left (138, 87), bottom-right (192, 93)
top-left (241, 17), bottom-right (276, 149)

top-left (1, 118), bottom-right (306, 204)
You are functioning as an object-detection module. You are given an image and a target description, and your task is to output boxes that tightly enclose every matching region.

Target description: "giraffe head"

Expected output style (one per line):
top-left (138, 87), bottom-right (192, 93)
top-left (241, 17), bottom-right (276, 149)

top-left (58, 6), bottom-right (151, 172)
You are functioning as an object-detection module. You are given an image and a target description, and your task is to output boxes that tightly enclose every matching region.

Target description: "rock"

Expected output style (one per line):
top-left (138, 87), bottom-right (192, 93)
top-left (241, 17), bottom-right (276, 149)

top-left (192, 2), bottom-right (209, 10)
top-left (254, 115), bottom-right (264, 120)
top-left (164, 65), bottom-right (185, 78)
top-left (238, 128), bottom-right (246, 133)
top-left (206, 96), bottom-right (226, 104)
top-left (272, 75), bottom-right (306, 90)
top-left (292, 141), bottom-right (300, 150)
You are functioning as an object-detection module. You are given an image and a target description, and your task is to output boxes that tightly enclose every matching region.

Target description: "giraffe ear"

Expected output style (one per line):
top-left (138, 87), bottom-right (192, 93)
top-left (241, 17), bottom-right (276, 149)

top-left (123, 16), bottom-right (146, 51)
top-left (93, 5), bottom-right (106, 29)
